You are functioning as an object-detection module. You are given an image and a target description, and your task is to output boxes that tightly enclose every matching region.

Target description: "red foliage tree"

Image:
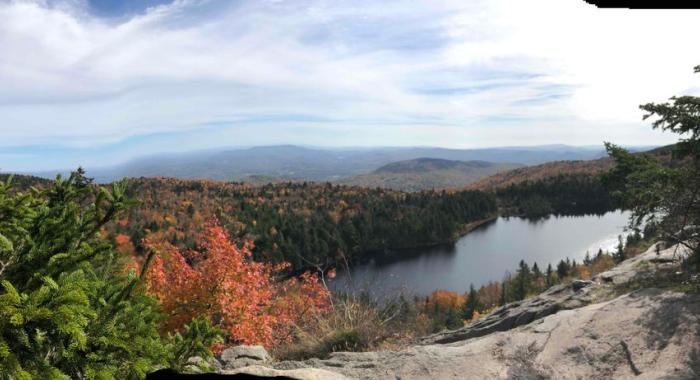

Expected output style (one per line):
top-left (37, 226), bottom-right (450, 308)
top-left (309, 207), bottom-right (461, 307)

top-left (143, 218), bottom-right (331, 348)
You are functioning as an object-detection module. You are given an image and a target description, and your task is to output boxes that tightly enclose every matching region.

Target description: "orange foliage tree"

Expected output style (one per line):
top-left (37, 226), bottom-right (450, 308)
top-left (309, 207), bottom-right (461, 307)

top-left (114, 233), bottom-right (136, 255)
top-left (425, 290), bottom-right (465, 312)
top-left (143, 218), bottom-right (331, 348)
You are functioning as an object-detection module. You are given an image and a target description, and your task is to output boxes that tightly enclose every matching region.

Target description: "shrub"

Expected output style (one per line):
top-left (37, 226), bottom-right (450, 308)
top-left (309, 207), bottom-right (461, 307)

top-left (272, 292), bottom-right (433, 360)
top-left (0, 172), bottom-right (223, 379)
top-left (321, 330), bottom-right (367, 354)
top-left (142, 218), bottom-right (332, 349)
top-left (0, 172), bottom-right (169, 379)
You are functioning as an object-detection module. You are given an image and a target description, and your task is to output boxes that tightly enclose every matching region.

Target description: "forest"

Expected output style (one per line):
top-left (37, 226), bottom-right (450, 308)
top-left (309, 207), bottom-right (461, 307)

top-left (0, 172), bottom-right (334, 378)
top-left (495, 173), bottom-right (616, 217)
top-left (114, 178), bottom-right (498, 271)
top-left (0, 133), bottom-right (690, 377)
top-left (107, 173), bottom-right (616, 273)
top-left (0, 170), bottom-right (617, 273)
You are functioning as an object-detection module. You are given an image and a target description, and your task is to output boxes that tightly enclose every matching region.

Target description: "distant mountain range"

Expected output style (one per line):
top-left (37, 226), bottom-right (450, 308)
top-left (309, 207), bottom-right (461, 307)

top-left (338, 158), bottom-right (523, 191)
top-left (24, 144), bottom-right (656, 184)
top-left (373, 158), bottom-right (514, 174)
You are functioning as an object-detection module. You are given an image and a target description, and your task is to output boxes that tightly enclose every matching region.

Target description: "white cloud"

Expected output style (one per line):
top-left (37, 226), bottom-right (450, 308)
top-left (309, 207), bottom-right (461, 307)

top-left (444, 0), bottom-right (700, 122)
top-left (0, 0), bottom-right (698, 157)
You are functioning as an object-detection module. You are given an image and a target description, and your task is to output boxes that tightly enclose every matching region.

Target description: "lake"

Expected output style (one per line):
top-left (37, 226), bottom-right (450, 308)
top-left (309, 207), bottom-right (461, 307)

top-left (331, 211), bottom-right (631, 297)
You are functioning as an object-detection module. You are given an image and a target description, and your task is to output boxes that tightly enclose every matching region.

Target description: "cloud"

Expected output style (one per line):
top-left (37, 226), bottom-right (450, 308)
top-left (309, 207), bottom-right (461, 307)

top-left (0, 0), bottom-right (699, 170)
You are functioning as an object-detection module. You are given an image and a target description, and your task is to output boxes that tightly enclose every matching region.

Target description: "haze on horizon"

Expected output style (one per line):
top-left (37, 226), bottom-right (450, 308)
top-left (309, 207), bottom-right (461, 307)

top-left (1, 0), bottom-right (700, 171)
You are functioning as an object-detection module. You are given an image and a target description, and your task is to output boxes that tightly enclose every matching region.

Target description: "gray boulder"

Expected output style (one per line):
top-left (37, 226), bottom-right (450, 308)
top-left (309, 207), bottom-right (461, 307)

top-left (571, 279), bottom-right (593, 291)
top-left (222, 365), bottom-right (348, 379)
top-left (219, 345), bottom-right (271, 370)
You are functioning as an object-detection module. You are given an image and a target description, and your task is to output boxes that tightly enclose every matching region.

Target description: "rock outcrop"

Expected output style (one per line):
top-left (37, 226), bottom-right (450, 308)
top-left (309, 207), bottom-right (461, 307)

top-left (223, 243), bottom-right (700, 379)
top-left (266, 287), bottom-right (699, 379)
top-left (421, 242), bottom-right (688, 345)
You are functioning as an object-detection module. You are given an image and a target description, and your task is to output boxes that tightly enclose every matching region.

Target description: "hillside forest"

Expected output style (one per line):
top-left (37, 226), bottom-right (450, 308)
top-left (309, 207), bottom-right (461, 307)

top-left (0, 170), bottom-right (618, 275)
top-left (1, 135), bottom-right (692, 378)
top-left (108, 174), bottom-right (615, 273)
top-left (2, 108), bottom-right (693, 379)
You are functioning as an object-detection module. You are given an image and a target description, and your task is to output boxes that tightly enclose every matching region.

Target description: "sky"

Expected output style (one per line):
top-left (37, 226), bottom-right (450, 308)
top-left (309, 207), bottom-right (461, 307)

top-left (1, 0), bottom-right (700, 171)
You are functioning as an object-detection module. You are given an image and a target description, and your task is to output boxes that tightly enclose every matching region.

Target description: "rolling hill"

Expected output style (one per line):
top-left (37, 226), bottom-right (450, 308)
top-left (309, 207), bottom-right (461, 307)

top-left (467, 158), bottom-right (615, 191)
top-left (339, 158), bottom-right (523, 191)
top-left (27, 145), bottom-right (622, 183)
top-left (467, 144), bottom-right (676, 191)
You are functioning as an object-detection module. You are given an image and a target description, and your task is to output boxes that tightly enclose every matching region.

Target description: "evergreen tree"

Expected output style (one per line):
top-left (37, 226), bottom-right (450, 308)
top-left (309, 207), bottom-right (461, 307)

top-left (603, 65), bottom-right (700, 269)
top-left (532, 262), bottom-right (542, 278)
top-left (462, 284), bottom-right (480, 321)
top-left (556, 259), bottom-right (570, 279)
top-left (499, 272), bottom-right (512, 306)
top-left (444, 308), bottom-right (463, 330)
top-left (545, 264), bottom-right (555, 287)
top-left (513, 260), bottom-right (531, 301)
top-left (614, 235), bottom-right (626, 263)
top-left (0, 172), bottom-right (220, 379)
top-left (531, 262), bottom-right (543, 292)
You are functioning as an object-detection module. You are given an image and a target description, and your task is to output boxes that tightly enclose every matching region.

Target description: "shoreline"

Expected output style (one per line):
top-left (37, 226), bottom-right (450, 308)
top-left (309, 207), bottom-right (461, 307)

top-left (453, 215), bottom-right (498, 238)
top-left (330, 209), bottom-right (624, 272)
top-left (295, 210), bottom-right (622, 277)
top-left (347, 215), bottom-right (499, 266)
top-left (282, 215), bottom-right (500, 280)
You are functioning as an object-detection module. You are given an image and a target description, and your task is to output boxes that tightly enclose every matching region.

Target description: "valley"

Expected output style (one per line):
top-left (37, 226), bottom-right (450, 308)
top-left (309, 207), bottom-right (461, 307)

top-left (3, 2), bottom-right (698, 378)
top-left (2, 140), bottom-right (697, 379)
top-left (27, 144), bottom-right (615, 184)
top-left (2, 153), bottom-right (620, 275)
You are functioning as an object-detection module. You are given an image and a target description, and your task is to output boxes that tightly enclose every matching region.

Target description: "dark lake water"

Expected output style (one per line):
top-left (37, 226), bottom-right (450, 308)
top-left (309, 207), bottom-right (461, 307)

top-left (331, 211), bottom-right (631, 297)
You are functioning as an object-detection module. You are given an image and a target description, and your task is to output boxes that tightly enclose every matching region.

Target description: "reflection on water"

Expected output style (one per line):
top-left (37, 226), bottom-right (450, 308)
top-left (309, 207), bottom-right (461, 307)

top-left (331, 211), bottom-right (631, 297)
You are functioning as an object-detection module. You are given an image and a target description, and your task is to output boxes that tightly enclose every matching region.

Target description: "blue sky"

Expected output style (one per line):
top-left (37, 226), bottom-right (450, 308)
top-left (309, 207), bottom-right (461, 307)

top-left (88, 0), bottom-right (173, 17)
top-left (1, 0), bottom-right (700, 171)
